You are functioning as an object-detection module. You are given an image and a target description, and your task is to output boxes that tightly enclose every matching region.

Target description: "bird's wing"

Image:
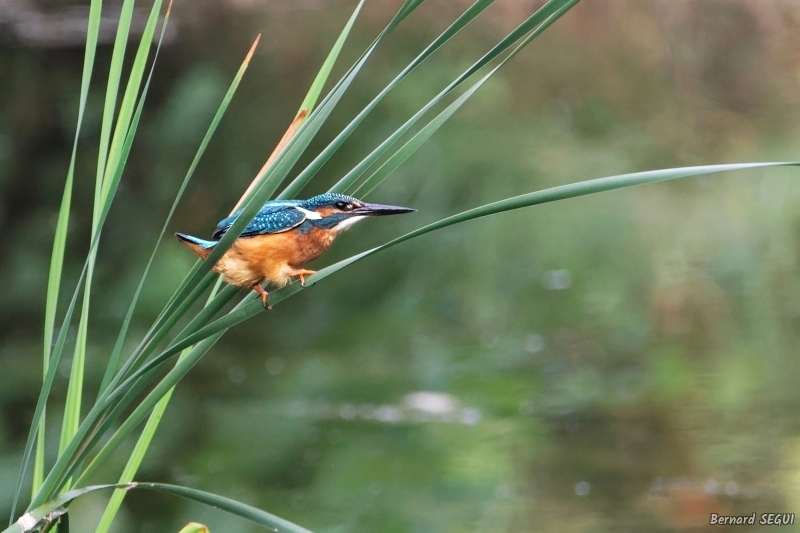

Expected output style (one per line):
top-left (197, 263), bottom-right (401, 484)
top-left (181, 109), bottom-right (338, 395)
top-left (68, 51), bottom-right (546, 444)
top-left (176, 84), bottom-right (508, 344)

top-left (212, 201), bottom-right (309, 240)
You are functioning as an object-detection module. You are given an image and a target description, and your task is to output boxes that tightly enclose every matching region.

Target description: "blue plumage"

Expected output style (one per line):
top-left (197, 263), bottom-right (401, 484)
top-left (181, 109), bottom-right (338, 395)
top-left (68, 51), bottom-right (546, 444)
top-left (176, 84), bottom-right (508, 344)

top-left (175, 233), bottom-right (217, 249)
top-left (175, 192), bottom-right (414, 308)
top-left (300, 192), bottom-right (354, 210)
top-left (211, 193), bottom-right (359, 240)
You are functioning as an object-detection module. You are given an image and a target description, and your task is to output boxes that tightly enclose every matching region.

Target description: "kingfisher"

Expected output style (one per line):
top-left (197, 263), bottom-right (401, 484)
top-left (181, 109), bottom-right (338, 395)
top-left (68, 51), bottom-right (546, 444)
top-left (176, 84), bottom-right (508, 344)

top-left (176, 193), bottom-right (414, 308)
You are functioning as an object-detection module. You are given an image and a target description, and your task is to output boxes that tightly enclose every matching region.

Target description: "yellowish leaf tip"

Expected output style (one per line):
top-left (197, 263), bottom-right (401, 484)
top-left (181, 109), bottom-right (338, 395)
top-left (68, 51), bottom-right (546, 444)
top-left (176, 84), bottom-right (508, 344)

top-left (177, 522), bottom-right (209, 533)
top-left (230, 107), bottom-right (309, 214)
top-left (244, 34), bottom-right (262, 66)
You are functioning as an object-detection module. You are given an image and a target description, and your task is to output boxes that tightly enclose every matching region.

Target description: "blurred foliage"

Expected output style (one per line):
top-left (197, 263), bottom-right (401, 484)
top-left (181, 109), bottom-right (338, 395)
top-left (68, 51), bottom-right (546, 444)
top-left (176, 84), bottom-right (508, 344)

top-left (3, 0), bottom-right (800, 531)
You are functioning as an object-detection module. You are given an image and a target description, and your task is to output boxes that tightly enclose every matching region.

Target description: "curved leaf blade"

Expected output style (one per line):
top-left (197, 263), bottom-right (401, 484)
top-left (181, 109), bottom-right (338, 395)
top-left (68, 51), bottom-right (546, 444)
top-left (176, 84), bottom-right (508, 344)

top-left (161, 162), bottom-right (800, 348)
top-left (5, 482), bottom-right (314, 533)
top-left (136, 483), bottom-right (315, 533)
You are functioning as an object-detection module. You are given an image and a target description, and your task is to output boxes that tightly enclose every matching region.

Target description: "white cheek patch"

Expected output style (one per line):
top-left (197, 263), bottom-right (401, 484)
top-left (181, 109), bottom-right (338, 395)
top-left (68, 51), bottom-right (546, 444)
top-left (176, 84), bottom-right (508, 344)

top-left (333, 216), bottom-right (366, 232)
top-left (296, 207), bottom-right (322, 219)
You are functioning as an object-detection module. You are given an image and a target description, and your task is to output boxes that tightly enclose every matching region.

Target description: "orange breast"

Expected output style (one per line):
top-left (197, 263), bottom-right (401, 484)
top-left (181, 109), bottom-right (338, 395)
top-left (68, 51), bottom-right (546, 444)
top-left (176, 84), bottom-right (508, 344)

top-left (292, 226), bottom-right (337, 265)
top-left (228, 227), bottom-right (337, 286)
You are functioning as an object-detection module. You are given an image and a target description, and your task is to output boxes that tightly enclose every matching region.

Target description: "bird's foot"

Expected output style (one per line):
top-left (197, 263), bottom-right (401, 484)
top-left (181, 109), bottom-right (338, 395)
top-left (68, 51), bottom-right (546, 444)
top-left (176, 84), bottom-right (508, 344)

top-left (252, 283), bottom-right (271, 310)
top-left (287, 268), bottom-right (316, 287)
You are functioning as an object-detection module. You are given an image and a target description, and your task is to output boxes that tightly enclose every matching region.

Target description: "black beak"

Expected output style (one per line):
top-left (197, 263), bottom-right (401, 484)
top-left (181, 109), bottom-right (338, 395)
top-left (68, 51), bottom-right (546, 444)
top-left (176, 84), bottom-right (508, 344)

top-left (353, 202), bottom-right (416, 216)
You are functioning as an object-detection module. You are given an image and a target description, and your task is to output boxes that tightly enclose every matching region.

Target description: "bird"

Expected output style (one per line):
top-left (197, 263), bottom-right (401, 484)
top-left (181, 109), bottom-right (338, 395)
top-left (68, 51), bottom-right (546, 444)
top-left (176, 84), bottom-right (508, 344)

top-left (175, 192), bottom-right (415, 309)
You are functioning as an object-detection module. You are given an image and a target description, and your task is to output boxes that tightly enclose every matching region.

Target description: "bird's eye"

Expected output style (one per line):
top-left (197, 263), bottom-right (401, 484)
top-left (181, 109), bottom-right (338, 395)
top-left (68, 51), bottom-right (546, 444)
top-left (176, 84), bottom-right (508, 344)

top-left (335, 201), bottom-right (354, 211)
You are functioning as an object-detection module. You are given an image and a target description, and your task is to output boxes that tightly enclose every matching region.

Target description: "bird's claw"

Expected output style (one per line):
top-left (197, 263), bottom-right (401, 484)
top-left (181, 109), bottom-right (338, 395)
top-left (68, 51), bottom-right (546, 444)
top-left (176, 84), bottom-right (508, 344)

top-left (253, 283), bottom-right (271, 310)
top-left (289, 269), bottom-right (315, 287)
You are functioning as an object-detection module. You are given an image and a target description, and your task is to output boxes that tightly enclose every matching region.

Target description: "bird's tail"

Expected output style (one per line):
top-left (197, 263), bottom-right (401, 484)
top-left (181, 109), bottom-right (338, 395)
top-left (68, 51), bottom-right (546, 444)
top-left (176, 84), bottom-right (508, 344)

top-left (175, 232), bottom-right (216, 260)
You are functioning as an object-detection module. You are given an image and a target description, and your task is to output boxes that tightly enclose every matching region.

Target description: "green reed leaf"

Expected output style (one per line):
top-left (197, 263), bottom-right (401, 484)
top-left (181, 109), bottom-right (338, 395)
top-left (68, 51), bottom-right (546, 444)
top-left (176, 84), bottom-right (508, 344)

top-left (16, 0), bottom-right (103, 522)
top-left (150, 162), bottom-right (800, 353)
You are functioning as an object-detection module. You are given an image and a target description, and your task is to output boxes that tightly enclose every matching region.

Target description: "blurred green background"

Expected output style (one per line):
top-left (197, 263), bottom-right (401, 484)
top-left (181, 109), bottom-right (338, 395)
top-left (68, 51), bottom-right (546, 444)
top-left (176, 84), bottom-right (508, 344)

top-left (3, 0), bottom-right (800, 531)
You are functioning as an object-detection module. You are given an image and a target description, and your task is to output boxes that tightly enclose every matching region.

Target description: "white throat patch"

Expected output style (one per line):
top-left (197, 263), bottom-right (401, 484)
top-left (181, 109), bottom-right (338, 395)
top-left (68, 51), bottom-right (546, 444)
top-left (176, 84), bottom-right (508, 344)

top-left (333, 216), bottom-right (366, 232)
top-left (296, 207), bottom-right (322, 219)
